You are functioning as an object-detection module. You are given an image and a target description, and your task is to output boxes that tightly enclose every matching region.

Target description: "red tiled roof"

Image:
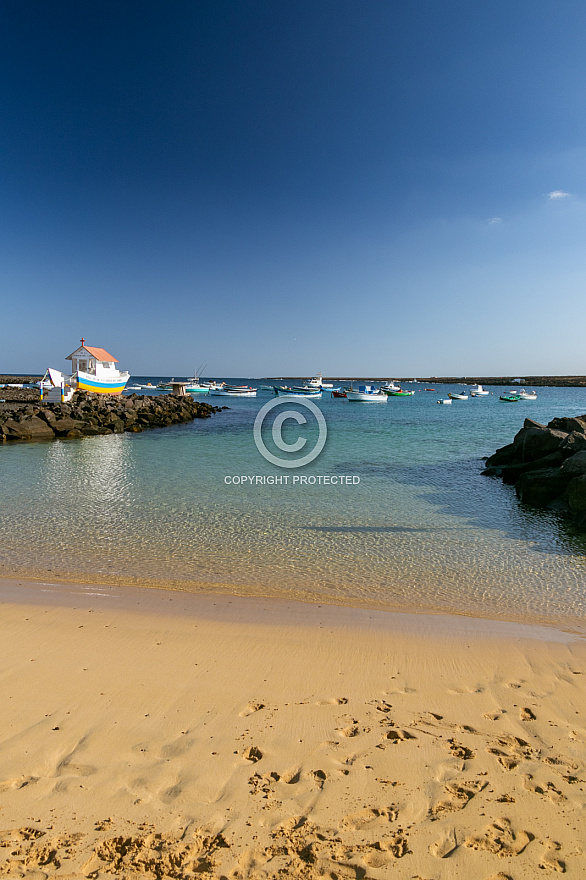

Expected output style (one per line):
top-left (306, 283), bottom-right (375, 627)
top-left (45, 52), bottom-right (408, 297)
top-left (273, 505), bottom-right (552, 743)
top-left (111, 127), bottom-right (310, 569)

top-left (66, 345), bottom-right (118, 362)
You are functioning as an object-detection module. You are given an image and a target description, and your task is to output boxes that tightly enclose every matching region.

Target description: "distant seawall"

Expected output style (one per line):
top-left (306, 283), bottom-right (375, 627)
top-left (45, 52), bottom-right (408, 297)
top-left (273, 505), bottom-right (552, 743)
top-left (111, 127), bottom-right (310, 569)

top-left (269, 376), bottom-right (586, 387)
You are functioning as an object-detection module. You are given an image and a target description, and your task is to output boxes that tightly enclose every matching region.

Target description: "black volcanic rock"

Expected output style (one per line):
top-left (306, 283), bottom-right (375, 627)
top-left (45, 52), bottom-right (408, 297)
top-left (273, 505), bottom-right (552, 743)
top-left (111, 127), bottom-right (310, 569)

top-left (0, 392), bottom-right (220, 443)
top-left (483, 412), bottom-right (586, 532)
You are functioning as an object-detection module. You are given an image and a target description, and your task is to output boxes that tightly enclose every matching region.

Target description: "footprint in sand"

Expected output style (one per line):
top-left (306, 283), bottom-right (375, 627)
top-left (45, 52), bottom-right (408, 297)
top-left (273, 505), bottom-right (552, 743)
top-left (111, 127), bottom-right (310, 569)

top-left (383, 728), bottom-right (415, 744)
top-left (309, 769), bottom-right (326, 789)
top-left (364, 840), bottom-right (409, 867)
top-left (539, 840), bottom-right (566, 873)
top-left (431, 779), bottom-right (487, 815)
top-left (486, 734), bottom-right (536, 771)
top-left (280, 768), bottom-right (300, 784)
top-left (464, 817), bottom-right (533, 856)
top-left (337, 725), bottom-right (361, 738)
top-left (370, 699), bottom-right (393, 714)
top-left (446, 738), bottom-right (473, 759)
top-left (520, 706), bottom-right (537, 721)
top-left (342, 806), bottom-right (398, 830)
top-left (242, 745), bottom-right (263, 763)
top-left (430, 826), bottom-right (457, 858)
top-left (239, 701), bottom-right (265, 717)
top-left (522, 775), bottom-right (566, 805)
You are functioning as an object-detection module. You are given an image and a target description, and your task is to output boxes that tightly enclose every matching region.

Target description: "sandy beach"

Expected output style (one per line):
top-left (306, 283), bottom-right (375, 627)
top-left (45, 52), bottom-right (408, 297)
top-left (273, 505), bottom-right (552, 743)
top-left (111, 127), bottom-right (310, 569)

top-left (1, 579), bottom-right (585, 879)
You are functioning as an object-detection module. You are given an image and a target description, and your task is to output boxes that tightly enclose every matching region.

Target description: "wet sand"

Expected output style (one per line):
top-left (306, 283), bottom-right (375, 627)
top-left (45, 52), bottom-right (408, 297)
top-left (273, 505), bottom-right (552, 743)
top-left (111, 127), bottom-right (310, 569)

top-left (1, 578), bottom-right (585, 878)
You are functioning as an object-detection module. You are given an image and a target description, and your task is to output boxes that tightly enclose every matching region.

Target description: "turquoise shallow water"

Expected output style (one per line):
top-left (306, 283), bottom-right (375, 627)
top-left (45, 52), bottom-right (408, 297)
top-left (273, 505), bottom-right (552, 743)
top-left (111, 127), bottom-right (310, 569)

top-left (1, 382), bottom-right (586, 626)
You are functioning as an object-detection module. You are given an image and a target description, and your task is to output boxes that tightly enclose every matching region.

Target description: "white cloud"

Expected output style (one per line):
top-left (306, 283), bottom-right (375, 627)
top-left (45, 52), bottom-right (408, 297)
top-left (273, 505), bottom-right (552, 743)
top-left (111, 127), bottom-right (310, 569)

top-left (488, 217), bottom-right (502, 224)
top-left (548, 190), bottom-right (570, 199)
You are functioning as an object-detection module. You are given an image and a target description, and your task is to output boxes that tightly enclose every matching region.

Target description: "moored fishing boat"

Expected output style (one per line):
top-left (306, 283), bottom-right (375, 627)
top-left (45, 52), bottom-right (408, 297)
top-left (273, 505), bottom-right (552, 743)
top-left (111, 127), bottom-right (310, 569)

top-left (209, 385), bottom-right (257, 397)
top-left (437, 398), bottom-right (452, 404)
top-left (517, 389), bottom-right (537, 400)
top-left (448, 392), bottom-right (469, 400)
top-left (470, 384), bottom-right (489, 396)
top-left (500, 394), bottom-right (520, 402)
top-left (276, 386), bottom-right (322, 397)
top-left (331, 389), bottom-right (347, 398)
top-left (346, 385), bottom-right (387, 402)
top-left (306, 373), bottom-right (336, 389)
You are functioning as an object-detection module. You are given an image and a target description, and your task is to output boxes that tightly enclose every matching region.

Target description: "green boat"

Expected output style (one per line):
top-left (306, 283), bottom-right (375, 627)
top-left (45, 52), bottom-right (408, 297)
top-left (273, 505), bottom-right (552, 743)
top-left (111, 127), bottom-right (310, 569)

top-left (500, 394), bottom-right (520, 402)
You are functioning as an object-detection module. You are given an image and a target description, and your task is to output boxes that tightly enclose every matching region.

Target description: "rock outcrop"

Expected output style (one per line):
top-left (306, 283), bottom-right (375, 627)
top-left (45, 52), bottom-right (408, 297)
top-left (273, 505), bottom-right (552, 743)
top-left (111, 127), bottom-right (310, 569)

top-left (0, 392), bottom-right (221, 443)
top-left (483, 416), bottom-right (586, 531)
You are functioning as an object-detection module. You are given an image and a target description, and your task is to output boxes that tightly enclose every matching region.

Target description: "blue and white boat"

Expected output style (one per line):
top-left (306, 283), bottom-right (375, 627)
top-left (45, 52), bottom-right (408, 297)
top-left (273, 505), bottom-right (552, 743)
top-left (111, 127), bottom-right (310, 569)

top-left (276, 386), bottom-right (322, 398)
top-left (345, 385), bottom-right (387, 402)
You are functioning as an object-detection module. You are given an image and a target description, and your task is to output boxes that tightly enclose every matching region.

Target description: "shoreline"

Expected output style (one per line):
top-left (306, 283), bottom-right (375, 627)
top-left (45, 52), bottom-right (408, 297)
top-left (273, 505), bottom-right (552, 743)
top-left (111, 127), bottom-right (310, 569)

top-left (2, 571), bottom-right (586, 637)
top-left (1, 575), bottom-right (583, 642)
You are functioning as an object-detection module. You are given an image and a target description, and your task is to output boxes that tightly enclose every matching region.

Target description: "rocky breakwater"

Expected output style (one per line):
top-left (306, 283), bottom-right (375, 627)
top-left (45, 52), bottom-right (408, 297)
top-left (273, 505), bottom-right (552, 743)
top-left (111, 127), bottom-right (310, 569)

top-left (483, 415), bottom-right (586, 530)
top-left (0, 392), bottom-right (221, 443)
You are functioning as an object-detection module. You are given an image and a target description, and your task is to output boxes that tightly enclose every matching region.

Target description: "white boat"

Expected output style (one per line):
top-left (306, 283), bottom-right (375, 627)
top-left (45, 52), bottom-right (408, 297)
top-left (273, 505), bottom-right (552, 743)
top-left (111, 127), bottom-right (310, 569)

top-left (346, 385), bottom-right (387, 402)
top-left (306, 373), bottom-right (335, 389)
top-left (437, 398), bottom-right (452, 405)
top-left (470, 384), bottom-right (489, 396)
top-left (380, 381), bottom-right (401, 392)
top-left (276, 387), bottom-right (322, 397)
top-left (209, 385), bottom-right (257, 397)
top-left (448, 392), bottom-right (469, 400)
top-left (517, 389), bottom-right (537, 400)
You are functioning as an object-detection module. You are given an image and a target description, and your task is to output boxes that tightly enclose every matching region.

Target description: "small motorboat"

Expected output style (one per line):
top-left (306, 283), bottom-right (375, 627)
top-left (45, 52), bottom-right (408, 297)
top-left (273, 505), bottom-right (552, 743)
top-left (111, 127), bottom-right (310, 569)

top-left (306, 373), bottom-right (336, 389)
top-left (448, 392), bottom-right (469, 400)
top-left (210, 385), bottom-right (257, 397)
top-left (470, 384), bottom-right (489, 396)
top-left (331, 390), bottom-right (347, 398)
top-left (385, 388), bottom-right (415, 396)
top-left (500, 394), bottom-right (520, 402)
top-left (517, 389), bottom-right (537, 400)
top-left (346, 385), bottom-right (387, 402)
top-left (380, 381), bottom-right (401, 392)
top-left (276, 387), bottom-right (322, 398)
top-left (425, 387), bottom-right (436, 391)
top-left (437, 398), bottom-right (452, 404)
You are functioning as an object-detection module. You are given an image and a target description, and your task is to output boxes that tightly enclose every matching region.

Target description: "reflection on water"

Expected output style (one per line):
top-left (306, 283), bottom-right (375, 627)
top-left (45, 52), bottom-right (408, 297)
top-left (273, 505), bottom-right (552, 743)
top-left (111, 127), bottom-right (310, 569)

top-left (1, 385), bottom-right (586, 627)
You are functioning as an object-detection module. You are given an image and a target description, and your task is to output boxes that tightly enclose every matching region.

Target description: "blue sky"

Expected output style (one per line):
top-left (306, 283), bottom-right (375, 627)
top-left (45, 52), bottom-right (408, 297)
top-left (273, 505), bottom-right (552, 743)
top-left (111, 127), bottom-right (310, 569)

top-left (2, 0), bottom-right (586, 376)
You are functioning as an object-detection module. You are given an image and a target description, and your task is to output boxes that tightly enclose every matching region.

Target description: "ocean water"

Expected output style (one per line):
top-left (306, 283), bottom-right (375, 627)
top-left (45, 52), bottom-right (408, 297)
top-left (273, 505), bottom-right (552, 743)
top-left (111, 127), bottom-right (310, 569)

top-left (1, 380), bottom-right (586, 627)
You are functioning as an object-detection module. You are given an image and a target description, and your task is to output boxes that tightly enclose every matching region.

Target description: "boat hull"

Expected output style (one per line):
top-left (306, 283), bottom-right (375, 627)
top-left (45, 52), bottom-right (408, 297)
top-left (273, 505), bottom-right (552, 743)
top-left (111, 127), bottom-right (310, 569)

top-left (186, 386), bottom-right (210, 394)
top-left (276, 388), bottom-right (322, 397)
top-left (209, 389), bottom-right (257, 397)
top-left (345, 391), bottom-right (387, 402)
top-left (75, 371), bottom-right (129, 394)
